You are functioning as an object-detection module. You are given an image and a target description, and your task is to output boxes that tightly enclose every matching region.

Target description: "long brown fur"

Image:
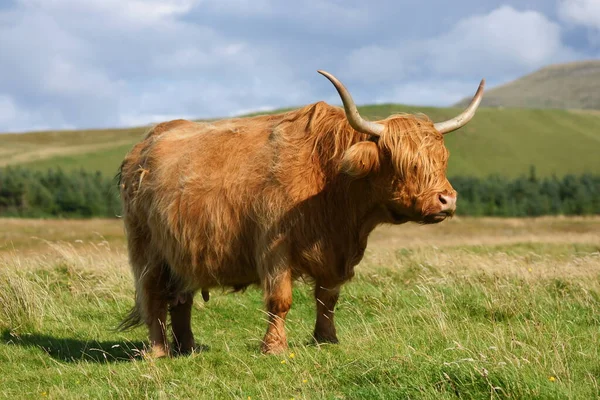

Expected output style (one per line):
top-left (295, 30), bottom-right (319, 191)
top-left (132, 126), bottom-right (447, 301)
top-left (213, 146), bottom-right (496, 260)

top-left (118, 101), bottom-right (456, 355)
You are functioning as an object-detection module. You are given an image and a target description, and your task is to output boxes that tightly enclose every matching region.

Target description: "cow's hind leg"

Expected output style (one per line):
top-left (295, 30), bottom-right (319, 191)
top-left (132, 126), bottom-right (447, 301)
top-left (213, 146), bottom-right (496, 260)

top-left (138, 262), bottom-right (171, 358)
top-left (313, 283), bottom-right (340, 344)
top-left (261, 268), bottom-right (293, 354)
top-left (170, 292), bottom-right (195, 354)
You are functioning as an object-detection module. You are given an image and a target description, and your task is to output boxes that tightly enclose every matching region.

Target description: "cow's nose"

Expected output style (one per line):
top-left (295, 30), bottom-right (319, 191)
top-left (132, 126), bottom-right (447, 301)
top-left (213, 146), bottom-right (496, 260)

top-left (438, 193), bottom-right (456, 213)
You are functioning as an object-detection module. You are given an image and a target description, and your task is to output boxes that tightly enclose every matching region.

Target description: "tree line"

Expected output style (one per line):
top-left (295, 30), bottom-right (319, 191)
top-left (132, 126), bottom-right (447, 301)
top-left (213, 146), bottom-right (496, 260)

top-left (0, 166), bottom-right (598, 218)
top-left (0, 168), bottom-right (120, 218)
top-left (451, 167), bottom-right (600, 217)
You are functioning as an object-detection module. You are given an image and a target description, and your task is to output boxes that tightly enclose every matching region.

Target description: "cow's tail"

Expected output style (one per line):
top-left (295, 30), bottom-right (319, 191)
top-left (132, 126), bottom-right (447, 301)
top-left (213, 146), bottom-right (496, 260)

top-left (117, 303), bottom-right (143, 331)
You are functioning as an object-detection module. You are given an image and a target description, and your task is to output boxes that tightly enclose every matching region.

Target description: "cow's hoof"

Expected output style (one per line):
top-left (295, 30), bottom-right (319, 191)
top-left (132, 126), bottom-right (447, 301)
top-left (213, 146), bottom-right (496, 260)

top-left (261, 341), bottom-right (288, 355)
top-left (313, 333), bottom-right (339, 344)
top-left (143, 345), bottom-right (170, 359)
top-left (173, 342), bottom-right (196, 356)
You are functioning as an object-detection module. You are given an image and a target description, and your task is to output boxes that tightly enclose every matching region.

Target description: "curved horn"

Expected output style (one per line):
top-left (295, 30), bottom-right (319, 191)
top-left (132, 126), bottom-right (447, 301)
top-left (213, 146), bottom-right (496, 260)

top-left (434, 79), bottom-right (485, 134)
top-left (318, 70), bottom-right (384, 137)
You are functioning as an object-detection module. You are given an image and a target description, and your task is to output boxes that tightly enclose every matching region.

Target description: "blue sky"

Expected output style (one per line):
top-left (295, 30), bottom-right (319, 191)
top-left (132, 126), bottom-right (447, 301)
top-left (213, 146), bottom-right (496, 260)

top-left (0, 0), bottom-right (599, 132)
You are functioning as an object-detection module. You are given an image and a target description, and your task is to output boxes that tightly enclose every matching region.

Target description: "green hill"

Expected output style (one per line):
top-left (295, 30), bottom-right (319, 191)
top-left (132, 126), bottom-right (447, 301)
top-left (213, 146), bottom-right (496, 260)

top-left (456, 60), bottom-right (600, 110)
top-left (1, 104), bottom-right (599, 178)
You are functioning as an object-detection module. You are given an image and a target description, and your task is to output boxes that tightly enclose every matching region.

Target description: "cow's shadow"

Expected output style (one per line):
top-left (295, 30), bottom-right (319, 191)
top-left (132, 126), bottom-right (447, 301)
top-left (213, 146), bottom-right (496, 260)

top-left (1, 330), bottom-right (145, 363)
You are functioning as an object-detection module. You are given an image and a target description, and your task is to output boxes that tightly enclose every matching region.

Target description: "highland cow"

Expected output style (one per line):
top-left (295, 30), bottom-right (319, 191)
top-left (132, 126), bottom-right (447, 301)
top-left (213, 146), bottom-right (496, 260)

top-left (117, 71), bottom-right (485, 356)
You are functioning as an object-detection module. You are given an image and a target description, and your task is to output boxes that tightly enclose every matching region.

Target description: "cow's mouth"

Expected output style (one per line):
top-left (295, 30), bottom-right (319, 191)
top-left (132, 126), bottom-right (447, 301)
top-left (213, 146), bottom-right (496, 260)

top-left (422, 211), bottom-right (452, 224)
top-left (386, 206), bottom-right (409, 224)
top-left (387, 207), bottom-right (453, 225)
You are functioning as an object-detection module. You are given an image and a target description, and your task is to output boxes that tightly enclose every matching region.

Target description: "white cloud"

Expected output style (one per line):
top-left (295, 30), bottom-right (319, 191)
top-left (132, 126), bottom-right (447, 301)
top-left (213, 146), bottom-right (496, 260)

top-left (559, 0), bottom-right (600, 30)
top-left (194, 0), bottom-right (372, 30)
top-left (428, 6), bottom-right (574, 76)
top-left (343, 6), bottom-right (580, 106)
top-left (348, 6), bottom-right (575, 83)
top-left (0, 0), bottom-right (313, 131)
top-left (19, 0), bottom-right (199, 25)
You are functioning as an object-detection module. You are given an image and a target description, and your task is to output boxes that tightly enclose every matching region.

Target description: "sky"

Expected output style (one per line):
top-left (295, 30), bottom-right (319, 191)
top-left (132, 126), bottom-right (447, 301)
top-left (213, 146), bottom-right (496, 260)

top-left (0, 0), bottom-right (599, 133)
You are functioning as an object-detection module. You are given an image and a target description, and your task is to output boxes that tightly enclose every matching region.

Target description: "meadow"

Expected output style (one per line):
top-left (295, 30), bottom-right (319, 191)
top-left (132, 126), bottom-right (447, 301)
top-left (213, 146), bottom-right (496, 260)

top-left (1, 104), bottom-right (600, 178)
top-left (1, 217), bottom-right (599, 399)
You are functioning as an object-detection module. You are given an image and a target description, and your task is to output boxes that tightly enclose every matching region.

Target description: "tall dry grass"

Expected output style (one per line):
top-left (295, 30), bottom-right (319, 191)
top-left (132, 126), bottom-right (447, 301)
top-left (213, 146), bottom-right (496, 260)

top-left (0, 217), bottom-right (598, 398)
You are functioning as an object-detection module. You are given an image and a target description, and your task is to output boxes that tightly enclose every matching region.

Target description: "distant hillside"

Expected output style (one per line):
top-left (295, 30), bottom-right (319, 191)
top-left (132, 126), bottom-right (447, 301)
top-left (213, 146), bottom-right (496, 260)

top-left (456, 60), bottom-right (600, 110)
top-left (1, 104), bottom-right (600, 178)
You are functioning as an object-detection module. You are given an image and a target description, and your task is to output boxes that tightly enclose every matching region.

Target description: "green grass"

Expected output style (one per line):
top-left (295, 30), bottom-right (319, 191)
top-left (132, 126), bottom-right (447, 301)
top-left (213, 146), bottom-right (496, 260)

top-left (19, 143), bottom-right (135, 177)
top-left (1, 103), bottom-right (600, 178)
top-left (1, 217), bottom-right (599, 398)
top-left (0, 126), bottom-right (146, 176)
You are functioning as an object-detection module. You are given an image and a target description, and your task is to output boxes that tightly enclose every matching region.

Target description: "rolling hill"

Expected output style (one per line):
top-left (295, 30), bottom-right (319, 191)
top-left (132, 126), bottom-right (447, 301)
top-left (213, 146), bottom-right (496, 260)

top-left (456, 60), bottom-right (600, 110)
top-left (1, 104), bottom-right (599, 178)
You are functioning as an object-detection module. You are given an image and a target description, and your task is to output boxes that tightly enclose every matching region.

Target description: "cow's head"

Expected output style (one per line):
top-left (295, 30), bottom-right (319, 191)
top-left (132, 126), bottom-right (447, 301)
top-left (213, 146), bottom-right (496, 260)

top-left (319, 70), bottom-right (484, 225)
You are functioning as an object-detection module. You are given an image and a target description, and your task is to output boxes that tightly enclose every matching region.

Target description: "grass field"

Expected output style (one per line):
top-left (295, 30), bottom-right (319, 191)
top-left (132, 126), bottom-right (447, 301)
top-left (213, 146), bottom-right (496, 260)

top-left (1, 217), bottom-right (599, 399)
top-left (1, 104), bottom-right (600, 179)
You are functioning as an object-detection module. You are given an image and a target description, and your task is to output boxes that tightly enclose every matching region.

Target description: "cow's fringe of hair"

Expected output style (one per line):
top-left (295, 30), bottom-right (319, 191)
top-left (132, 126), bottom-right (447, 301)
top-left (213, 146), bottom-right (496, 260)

top-left (381, 114), bottom-right (445, 174)
top-left (304, 105), bottom-right (449, 195)
top-left (295, 104), bottom-right (448, 192)
top-left (381, 115), bottom-right (449, 190)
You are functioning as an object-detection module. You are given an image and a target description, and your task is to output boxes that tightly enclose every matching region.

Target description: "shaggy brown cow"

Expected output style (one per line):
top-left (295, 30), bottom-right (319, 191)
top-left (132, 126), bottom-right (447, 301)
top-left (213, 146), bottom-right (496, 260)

top-left (118, 71), bottom-right (484, 356)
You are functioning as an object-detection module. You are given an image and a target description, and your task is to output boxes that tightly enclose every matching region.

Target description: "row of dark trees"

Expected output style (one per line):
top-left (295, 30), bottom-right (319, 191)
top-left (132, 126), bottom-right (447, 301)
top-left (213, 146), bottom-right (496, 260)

top-left (0, 168), bottom-right (120, 218)
top-left (0, 166), bottom-right (598, 218)
top-left (451, 167), bottom-right (600, 217)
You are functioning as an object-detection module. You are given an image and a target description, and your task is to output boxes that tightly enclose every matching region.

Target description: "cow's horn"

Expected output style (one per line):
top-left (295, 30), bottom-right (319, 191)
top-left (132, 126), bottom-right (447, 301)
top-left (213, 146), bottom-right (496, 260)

top-left (434, 79), bottom-right (485, 134)
top-left (318, 70), bottom-right (384, 137)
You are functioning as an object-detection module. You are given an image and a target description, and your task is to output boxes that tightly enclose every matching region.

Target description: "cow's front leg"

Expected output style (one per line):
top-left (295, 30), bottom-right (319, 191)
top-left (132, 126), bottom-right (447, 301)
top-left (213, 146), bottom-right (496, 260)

top-left (313, 284), bottom-right (340, 344)
top-left (261, 269), bottom-right (292, 354)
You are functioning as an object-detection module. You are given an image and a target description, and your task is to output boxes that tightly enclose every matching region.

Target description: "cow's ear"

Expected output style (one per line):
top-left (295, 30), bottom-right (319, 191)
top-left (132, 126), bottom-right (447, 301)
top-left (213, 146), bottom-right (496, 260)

top-left (340, 141), bottom-right (380, 178)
